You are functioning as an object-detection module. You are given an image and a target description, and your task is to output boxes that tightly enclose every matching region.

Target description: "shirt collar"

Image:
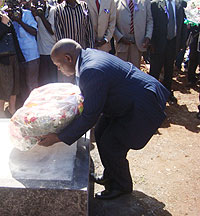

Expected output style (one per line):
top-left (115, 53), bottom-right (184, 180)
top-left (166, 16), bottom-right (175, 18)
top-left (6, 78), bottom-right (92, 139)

top-left (75, 55), bottom-right (80, 85)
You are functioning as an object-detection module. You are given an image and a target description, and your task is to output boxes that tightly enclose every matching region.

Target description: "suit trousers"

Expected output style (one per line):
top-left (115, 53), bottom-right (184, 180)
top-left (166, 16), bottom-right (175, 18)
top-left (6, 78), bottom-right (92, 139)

top-left (94, 114), bottom-right (133, 192)
top-left (116, 43), bottom-right (142, 69)
top-left (187, 35), bottom-right (200, 83)
top-left (150, 37), bottom-right (176, 91)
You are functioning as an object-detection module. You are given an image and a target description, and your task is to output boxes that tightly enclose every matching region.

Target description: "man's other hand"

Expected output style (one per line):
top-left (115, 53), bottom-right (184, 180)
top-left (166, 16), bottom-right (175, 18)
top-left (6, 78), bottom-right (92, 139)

top-left (142, 37), bottom-right (150, 48)
top-left (38, 133), bottom-right (61, 147)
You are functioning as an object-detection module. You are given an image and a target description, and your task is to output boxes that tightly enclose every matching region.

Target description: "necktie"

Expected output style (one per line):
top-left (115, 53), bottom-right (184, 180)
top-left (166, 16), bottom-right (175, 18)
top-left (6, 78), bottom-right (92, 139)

top-left (167, 0), bottom-right (175, 40)
top-left (96, 0), bottom-right (100, 13)
top-left (129, 0), bottom-right (134, 34)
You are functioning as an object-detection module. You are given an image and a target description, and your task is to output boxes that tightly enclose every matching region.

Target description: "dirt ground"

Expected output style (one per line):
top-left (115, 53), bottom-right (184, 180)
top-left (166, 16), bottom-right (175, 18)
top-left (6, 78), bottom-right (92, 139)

top-left (89, 68), bottom-right (200, 216)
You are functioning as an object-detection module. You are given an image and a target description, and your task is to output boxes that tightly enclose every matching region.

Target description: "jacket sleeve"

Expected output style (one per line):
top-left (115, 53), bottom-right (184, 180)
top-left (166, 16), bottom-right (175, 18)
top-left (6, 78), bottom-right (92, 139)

top-left (58, 68), bottom-right (108, 145)
top-left (145, 0), bottom-right (153, 39)
top-left (104, 0), bottom-right (117, 42)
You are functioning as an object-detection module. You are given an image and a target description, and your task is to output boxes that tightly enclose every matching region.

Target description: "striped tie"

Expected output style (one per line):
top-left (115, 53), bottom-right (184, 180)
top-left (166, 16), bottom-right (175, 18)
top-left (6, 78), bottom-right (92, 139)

top-left (96, 0), bottom-right (100, 13)
top-left (129, 0), bottom-right (134, 34)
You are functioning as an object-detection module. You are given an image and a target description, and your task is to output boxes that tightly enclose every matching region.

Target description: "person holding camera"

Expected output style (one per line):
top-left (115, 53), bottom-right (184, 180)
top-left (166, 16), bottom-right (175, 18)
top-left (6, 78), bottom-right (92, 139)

top-left (0, 9), bottom-right (25, 117)
top-left (6, 0), bottom-right (40, 108)
top-left (31, 0), bottom-right (57, 86)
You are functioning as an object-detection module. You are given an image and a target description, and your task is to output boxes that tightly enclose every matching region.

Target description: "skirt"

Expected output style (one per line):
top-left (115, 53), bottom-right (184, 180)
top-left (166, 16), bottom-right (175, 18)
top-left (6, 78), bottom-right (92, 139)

top-left (0, 55), bottom-right (20, 101)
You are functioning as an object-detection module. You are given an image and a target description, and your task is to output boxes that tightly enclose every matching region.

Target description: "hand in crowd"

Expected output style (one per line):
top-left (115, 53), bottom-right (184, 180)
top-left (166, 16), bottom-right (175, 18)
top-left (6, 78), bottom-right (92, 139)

top-left (0, 13), bottom-right (10, 25)
top-left (142, 37), bottom-right (150, 48)
top-left (119, 37), bottom-right (132, 45)
top-left (11, 11), bottom-right (22, 23)
top-left (94, 38), bottom-right (107, 48)
top-left (31, 6), bottom-right (44, 18)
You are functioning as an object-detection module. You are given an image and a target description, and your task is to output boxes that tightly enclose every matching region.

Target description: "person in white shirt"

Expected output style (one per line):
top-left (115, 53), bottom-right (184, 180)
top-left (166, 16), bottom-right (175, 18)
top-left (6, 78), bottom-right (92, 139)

top-left (31, 0), bottom-right (57, 86)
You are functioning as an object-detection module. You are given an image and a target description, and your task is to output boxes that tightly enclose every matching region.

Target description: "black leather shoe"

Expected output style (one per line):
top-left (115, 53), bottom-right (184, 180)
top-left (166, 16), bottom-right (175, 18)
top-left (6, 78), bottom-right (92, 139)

top-left (90, 173), bottom-right (109, 185)
top-left (95, 189), bottom-right (131, 200)
top-left (197, 112), bottom-right (200, 120)
top-left (168, 93), bottom-right (177, 105)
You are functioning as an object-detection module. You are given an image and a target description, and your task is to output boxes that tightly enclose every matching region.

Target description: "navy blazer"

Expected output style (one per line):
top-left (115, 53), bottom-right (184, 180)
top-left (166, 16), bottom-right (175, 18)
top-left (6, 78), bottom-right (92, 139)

top-left (58, 49), bottom-right (169, 148)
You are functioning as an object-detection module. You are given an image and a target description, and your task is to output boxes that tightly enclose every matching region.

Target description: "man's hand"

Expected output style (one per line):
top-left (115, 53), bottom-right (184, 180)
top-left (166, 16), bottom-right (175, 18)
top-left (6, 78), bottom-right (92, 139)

top-left (119, 37), bottom-right (132, 45)
top-left (11, 11), bottom-right (22, 23)
top-left (94, 38), bottom-right (107, 48)
top-left (142, 37), bottom-right (150, 48)
top-left (38, 133), bottom-right (61, 147)
top-left (1, 13), bottom-right (10, 25)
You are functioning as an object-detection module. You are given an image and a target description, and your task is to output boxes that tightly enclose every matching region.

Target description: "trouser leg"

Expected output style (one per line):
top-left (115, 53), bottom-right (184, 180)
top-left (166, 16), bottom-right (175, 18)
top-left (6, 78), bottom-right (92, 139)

top-left (94, 115), bottom-right (132, 192)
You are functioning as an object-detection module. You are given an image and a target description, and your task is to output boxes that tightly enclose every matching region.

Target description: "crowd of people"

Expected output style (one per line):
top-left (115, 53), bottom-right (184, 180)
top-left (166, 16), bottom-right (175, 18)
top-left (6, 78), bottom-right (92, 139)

top-left (0, 0), bottom-right (199, 117)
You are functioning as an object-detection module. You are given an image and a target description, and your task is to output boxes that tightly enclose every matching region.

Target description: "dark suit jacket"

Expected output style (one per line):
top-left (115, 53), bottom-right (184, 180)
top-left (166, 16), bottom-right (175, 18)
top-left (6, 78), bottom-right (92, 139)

top-left (58, 49), bottom-right (169, 149)
top-left (151, 0), bottom-right (187, 54)
top-left (0, 22), bottom-right (25, 65)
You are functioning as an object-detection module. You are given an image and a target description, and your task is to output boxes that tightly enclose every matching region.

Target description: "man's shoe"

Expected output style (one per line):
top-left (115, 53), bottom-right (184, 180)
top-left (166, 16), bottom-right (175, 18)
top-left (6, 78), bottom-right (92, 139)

top-left (168, 93), bottom-right (177, 105)
top-left (95, 189), bottom-right (131, 200)
top-left (197, 112), bottom-right (200, 120)
top-left (90, 173), bottom-right (109, 185)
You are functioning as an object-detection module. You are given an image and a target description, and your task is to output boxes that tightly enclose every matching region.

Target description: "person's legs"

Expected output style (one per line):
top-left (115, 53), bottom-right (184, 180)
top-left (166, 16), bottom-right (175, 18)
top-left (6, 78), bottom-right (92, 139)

top-left (163, 38), bottom-right (177, 103)
top-left (150, 53), bottom-right (164, 80)
top-left (163, 39), bottom-right (176, 91)
top-left (175, 48), bottom-right (186, 71)
top-left (8, 95), bottom-right (16, 115)
top-left (26, 58), bottom-right (40, 93)
top-left (116, 51), bottom-right (129, 62)
top-left (0, 100), bottom-right (6, 118)
top-left (128, 44), bottom-right (142, 69)
top-left (39, 55), bottom-right (57, 86)
top-left (187, 38), bottom-right (198, 85)
top-left (94, 115), bottom-right (133, 193)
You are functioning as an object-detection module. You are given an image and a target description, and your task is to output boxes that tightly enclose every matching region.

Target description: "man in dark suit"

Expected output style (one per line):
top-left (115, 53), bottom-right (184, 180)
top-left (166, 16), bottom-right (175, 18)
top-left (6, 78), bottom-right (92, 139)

top-left (150, 0), bottom-right (187, 104)
top-left (38, 39), bottom-right (169, 199)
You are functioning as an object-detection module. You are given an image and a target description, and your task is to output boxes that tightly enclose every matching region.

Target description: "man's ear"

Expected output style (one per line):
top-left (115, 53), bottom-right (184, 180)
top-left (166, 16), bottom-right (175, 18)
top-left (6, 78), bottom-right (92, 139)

top-left (64, 54), bottom-right (73, 63)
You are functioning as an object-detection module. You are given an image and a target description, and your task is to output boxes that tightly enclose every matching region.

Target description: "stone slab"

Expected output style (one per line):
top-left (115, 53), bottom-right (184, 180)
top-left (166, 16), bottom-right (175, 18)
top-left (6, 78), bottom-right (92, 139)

top-left (0, 119), bottom-right (90, 216)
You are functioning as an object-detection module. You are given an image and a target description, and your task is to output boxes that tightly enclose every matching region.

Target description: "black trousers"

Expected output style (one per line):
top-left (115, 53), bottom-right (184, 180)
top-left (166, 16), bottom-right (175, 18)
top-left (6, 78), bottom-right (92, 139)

top-left (150, 38), bottom-right (176, 91)
top-left (94, 114), bottom-right (133, 192)
top-left (188, 36), bottom-right (200, 83)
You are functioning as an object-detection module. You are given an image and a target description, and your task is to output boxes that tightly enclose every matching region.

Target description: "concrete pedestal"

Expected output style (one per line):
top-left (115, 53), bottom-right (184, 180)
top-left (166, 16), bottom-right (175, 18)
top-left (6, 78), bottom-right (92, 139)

top-left (0, 119), bottom-right (90, 216)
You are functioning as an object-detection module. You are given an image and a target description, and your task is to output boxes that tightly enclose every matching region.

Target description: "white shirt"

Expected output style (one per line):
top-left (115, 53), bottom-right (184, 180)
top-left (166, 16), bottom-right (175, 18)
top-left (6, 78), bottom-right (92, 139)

top-left (36, 6), bottom-right (56, 55)
top-left (96, 0), bottom-right (101, 5)
top-left (75, 55), bottom-right (80, 85)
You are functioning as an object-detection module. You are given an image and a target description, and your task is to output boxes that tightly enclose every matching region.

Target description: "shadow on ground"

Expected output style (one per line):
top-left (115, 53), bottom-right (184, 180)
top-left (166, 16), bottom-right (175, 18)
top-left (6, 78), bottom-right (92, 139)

top-left (89, 157), bottom-right (171, 216)
top-left (89, 184), bottom-right (172, 216)
top-left (161, 103), bottom-right (200, 133)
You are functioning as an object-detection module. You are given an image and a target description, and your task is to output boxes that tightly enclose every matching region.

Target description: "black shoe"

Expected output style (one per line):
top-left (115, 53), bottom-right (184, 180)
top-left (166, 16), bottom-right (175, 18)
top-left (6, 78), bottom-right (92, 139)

top-left (90, 173), bottom-right (109, 185)
top-left (197, 112), bottom-right (200, 120)
top-left (95, 189), bottom-right (131, 200)
top-left (186, 81), bottom-right (196, 88)
top-left (168, 93), bottom-right (177, 105)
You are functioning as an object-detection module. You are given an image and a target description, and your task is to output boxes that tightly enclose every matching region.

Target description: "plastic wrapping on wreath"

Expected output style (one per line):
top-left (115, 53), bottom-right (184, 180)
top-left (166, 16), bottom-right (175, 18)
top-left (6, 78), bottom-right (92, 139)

top-left (184, 0), bottom-right (200, 26)
top-left (9, 83), bottom-right (84, 151)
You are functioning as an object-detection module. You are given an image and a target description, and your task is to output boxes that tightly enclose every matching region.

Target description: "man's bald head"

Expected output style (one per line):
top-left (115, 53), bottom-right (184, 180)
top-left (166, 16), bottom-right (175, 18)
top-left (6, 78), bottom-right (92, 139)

top-left (51, 39), bottom-right (82, 76)
top-left (51, 39), bottom-right (82, 60)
